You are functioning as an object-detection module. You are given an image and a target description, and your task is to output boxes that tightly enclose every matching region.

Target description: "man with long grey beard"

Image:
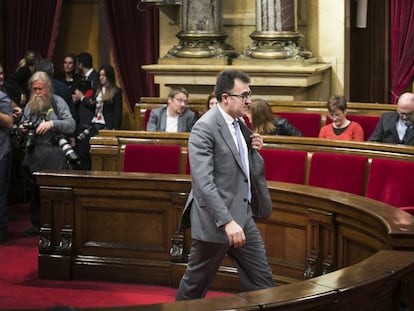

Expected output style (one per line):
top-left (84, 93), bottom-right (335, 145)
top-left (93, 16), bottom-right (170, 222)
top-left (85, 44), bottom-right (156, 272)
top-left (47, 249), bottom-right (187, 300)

top-left (18, 71), bottom-right (75, 237)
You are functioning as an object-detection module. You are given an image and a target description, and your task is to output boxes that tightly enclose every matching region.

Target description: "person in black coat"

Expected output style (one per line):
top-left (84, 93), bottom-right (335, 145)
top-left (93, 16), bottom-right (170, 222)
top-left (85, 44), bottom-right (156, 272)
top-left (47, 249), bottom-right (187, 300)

top-left (7, 50), bottom-right (41, 107)
top-left (72, 52), bottom-right (99, 170)
top-left (54, 53), bottom-right (82, 94)
top-left (75, 64), bottom-right (122, 170)
top-left (247, 98), bottom-right (302, 136)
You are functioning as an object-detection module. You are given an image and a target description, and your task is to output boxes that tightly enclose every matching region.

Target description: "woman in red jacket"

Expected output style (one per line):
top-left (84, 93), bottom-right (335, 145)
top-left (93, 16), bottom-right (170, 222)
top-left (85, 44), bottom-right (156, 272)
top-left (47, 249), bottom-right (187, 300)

top-left (319, 95), bottom-right (364, 141)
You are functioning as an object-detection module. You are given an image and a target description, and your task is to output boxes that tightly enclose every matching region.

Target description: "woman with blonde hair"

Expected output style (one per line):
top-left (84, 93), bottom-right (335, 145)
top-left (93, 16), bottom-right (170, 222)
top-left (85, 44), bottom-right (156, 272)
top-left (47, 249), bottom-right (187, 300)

top-left (247, 98), bottom-right (302, 136)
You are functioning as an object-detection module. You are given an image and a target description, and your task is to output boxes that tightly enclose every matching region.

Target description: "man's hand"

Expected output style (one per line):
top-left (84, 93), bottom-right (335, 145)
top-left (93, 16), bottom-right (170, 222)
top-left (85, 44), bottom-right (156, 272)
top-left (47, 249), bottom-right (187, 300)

top-left (35, 120), bottom-right (53, 135)
top-left (72, 89), bottom-right (84, 102)
top-left (12, 106), bottom-right (22, 119)
top-left (250, 133), bottom-right (263, 150)
top-left (224, 220), bottom-right (246, 248)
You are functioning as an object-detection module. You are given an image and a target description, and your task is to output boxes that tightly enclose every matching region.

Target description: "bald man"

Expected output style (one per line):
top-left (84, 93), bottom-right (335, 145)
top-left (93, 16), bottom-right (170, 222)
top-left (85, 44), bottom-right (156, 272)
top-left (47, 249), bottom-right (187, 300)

top-left (369, 92), bottom-right (414, 145)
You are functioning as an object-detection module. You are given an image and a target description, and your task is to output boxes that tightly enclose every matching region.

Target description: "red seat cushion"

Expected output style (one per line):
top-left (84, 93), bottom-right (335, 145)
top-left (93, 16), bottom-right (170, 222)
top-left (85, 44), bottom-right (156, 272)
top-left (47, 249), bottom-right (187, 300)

top-left (308, 152), bottom-right (368, 195)
top-left (123, 144), bottom-right (181, 174)
top-left (260, 149), bottom-right (307, 184)
top-left (275, 112), bottom-right (321, 137)
top-left (366, 158), bottom-right (414, 207)
top-left (326, 115), bottom-right (380, 140)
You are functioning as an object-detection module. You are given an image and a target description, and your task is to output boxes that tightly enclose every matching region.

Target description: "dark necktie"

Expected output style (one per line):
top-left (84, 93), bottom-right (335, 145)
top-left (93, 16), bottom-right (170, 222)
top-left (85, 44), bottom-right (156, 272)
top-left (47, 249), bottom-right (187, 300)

top-left (233, 119), bottom-right (251, 201)
top-left (402, 125), bottom-right (412, 144)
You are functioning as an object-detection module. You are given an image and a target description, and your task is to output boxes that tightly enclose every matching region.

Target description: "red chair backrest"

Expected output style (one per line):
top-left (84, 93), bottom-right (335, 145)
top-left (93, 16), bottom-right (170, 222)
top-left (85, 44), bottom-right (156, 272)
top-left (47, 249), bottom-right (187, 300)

top-left (325, 115), bottom-right (380, 140)
top-left (366, 158), bottom-right (414, 207)
top-left (275, 112), bottom-right (321, 137)
top-left (185, 152), bottom-right (191, 175)
top-left (260, 149), bottom-right (307, 184)
top-left (123, 144), bottom-right (181, 174)
top-left (308, 152), bottom-right (368, 196)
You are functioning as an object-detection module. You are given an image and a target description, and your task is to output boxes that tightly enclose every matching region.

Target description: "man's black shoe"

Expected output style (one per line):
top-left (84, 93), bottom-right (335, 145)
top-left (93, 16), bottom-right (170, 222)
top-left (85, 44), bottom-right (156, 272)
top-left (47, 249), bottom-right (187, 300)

top-left (21, 226), bottom-right (40, 238)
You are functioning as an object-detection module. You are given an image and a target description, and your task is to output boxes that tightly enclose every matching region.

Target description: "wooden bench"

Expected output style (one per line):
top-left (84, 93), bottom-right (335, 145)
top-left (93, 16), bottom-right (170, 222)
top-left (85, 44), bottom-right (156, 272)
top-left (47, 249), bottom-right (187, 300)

top-left (90, 131), bottom-right (414, 212)
top-left (135, 98), bottom-right (396, 139)
top-left (35, 170), bottom-right (414, 309)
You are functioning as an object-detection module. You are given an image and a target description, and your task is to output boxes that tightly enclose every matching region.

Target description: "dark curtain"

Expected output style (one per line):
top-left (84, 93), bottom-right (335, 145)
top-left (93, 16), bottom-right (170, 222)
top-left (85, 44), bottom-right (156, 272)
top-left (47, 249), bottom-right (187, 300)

top-left (102, 0), bottom-right (159, 114)
top-left (390, 0), bottom-right (414, 103)
top-left (3, 0), bottom-right (62, 74)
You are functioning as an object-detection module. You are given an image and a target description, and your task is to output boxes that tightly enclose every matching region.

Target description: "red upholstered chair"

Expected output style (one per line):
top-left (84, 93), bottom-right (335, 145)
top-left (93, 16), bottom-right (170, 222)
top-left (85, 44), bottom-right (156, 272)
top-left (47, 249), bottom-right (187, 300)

top-left (308, 152), bottom-right (368, 195)
top-left (185, 152), bottom-right (191, 175)
top-left (366, 158), bottom-right (414, 209)
top-left (123, 144), bottom-right (182, 174)
top-left (275, 112), bottom-right (321, 137)
top-left (260, 149), bottom-right (307, 184)
top-left (325, 115), bottom-right (380, 140)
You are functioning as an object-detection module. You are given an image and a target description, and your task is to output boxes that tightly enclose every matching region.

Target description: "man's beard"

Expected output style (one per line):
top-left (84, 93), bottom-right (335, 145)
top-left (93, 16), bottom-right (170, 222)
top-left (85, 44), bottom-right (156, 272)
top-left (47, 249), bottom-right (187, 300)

top-left (27, 94), bottom-right (52, 114)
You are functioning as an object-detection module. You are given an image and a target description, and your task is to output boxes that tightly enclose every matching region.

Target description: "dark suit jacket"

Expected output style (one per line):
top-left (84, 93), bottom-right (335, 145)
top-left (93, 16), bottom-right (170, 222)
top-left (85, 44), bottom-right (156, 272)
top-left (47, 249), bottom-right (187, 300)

top-left (146, 106), bottom-right (196, 132)
top-left (52, 78), bottom-right (75, 121)
top-left (369, 111), bottom-right (414, 145)
top-left (97, 87), bottom-right (123, 129)
top-left (76, 69), bottom-right (99, 133)
top-left (178, 106), bottom-right (272, 243)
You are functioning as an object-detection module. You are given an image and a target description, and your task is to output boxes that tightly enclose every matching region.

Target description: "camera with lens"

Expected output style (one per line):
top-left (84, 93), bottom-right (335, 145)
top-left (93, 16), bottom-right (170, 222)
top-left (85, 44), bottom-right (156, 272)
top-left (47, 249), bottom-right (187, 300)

top-left (22, 116), bottom-right (45, 152)
top-left (77, 124), bottom-right (99, 141)
top-left (52, 135), bottom-right (83, 170)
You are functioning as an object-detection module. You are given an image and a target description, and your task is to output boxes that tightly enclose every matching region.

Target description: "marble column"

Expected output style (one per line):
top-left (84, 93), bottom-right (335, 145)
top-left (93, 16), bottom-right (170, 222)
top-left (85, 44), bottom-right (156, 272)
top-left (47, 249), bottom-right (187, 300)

top-left (165, 0), bottom-right (236, 58)
top-left (244, 0), bottom-right (311, 59)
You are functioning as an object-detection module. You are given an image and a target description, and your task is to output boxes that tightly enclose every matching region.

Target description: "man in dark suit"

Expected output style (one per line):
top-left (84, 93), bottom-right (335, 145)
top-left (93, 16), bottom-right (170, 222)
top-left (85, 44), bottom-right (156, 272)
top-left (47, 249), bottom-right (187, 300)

top-left (369, 92), bottom-right (414, 145)
top-left (176, 70), bottom-right (275, 300)
top-left (146, 87), bottom-right (196, 132)
top-left (72, 52), bottom-right (99, 170)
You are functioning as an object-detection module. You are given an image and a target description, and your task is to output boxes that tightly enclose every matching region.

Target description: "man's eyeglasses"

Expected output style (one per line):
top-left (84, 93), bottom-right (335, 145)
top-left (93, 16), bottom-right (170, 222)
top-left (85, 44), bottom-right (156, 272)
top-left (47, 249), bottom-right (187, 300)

top-left (173, 97), bottom-right (187, 104)
top-left (227, 91), bottom-right (252, 103)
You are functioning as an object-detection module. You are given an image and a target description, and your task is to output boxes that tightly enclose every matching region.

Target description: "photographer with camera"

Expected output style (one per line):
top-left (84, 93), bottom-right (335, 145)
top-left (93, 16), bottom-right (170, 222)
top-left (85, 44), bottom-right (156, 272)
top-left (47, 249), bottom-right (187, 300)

top-left (18, 71), bottom-right (76, 237)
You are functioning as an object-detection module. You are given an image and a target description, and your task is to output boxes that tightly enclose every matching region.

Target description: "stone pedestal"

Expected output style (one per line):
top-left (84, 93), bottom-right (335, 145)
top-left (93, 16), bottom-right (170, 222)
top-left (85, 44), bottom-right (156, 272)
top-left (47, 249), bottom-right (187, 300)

top-left (164, 0), bottom-right (237, 58)
top-left (142, 59), bottom-right (331, 100)
top-left (243, 0), bottom-right (311, 59)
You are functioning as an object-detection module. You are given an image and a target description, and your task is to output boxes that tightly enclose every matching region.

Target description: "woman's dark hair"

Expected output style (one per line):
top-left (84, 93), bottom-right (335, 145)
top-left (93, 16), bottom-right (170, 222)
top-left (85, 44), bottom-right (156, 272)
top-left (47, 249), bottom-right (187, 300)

top-left (206, 92), bottom-right (216, 110)
top-left (97, 64), bottom-right (117, 102)
top-left (327, 95), bottom-right (347, 113)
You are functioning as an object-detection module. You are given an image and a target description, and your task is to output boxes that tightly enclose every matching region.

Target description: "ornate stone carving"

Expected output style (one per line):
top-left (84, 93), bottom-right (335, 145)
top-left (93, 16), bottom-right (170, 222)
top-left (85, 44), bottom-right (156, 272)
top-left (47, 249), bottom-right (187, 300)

top-left (243, 0), bottom-right (312, 59)
top-left (164, 0), bottom-right (236, 58)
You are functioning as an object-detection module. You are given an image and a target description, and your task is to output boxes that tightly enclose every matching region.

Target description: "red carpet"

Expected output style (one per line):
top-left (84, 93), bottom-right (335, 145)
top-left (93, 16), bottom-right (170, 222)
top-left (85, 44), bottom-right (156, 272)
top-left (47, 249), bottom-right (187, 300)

top-left (0, 204), bottom-right (229, 310)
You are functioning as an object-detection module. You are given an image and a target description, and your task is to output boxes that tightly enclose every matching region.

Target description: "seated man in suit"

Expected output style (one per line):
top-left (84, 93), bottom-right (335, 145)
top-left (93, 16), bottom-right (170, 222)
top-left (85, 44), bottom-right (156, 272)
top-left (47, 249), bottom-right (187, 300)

top-left (146, 87), bottom-right (196, 132)
top-left (369, 92), bottom-right (414, 145)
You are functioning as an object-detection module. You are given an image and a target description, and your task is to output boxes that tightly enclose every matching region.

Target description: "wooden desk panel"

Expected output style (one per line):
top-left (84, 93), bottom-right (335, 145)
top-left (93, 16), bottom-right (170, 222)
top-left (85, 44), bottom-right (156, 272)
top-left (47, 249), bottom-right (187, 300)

top-left (35, 171), bottom-right (414, 288)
